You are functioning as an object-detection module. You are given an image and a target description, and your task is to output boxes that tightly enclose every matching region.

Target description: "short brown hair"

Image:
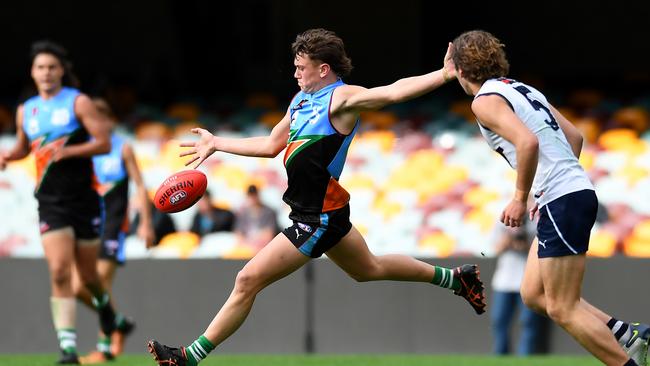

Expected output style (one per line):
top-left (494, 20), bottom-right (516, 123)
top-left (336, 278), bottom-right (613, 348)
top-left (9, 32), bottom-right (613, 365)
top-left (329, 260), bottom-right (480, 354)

top-left (452, 30), bottom-right (509, 84)
top-left (291, 28), bottom-right (353, 78)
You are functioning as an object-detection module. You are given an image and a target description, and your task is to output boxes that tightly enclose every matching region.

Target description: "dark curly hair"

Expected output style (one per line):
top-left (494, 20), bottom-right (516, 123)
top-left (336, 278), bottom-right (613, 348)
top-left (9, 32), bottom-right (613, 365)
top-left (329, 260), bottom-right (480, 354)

top-left (291, 28), bottom-right (353, 78)
top-left (452, 30), bottom-right (509, 84)
top-left (30, 40), bottom-right (80, 88)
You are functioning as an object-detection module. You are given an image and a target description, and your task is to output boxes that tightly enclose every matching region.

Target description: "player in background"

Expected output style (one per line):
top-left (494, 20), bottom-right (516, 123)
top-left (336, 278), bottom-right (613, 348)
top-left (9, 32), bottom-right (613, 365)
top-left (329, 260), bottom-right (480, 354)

top-left (73, 98), bottom-right (155, 363)
top-left (0, 41), bottom-right (117, 364)
top-left (146, 28), bottom-right (486, 366)
top-left (449, 30), bottom-right (649, 366)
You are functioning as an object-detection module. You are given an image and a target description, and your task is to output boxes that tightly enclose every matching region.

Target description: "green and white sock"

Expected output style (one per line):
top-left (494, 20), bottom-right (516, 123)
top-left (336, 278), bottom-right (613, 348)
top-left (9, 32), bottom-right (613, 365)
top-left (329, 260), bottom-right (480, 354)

top-left (91, 293), bottom-right (110, 309)
top-left (185, 335), bottom-right (215, 366)
top-left (57, 328), bottom-right (77, 354)
top-left (97, 335), bottom-right (111, 354)
top-left (431, 266), bottom-right (460, 291)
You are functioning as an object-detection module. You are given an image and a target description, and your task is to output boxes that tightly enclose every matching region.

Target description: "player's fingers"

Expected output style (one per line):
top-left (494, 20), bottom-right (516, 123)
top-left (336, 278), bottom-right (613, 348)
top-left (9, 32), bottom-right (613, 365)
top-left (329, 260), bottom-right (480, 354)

top-left (193, 157), bottom-right (206, 169)
top-left (190, 128), bottom-right (205, 135)
top-left (179, 149), bottom-right (196, 157)
top-left (179, 141), bottom-right (195, 148)
top-left (499, 211), bottom-right (506, 223)
top-left (185, 156), bottom-right (199, 167)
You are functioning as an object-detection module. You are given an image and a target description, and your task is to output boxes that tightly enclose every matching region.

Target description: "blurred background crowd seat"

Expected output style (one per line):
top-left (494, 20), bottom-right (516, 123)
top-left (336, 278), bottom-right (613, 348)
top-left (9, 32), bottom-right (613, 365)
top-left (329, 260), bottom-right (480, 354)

top-left (1, 88), bottom-right (650, 260)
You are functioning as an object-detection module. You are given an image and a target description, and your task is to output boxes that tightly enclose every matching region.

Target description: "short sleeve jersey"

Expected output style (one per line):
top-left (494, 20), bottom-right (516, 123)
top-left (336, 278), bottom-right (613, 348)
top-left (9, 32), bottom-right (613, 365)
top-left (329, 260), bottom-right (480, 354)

top-left (474, 78), bottom-right (593, 207)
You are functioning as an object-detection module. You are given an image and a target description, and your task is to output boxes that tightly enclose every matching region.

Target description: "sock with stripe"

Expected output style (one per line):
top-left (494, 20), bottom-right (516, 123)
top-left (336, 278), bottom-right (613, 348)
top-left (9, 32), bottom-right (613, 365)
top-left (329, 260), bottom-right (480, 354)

top-left (185, 335), bottom-right (215, 366)
top-left (97, 335), bottom-right (111, 355)
top-left (51, 297), bottom-right (77, 354)
top-left (431, 266), bottom-right (460, 291)
top-left (607, 317), bottom-right (632, 345)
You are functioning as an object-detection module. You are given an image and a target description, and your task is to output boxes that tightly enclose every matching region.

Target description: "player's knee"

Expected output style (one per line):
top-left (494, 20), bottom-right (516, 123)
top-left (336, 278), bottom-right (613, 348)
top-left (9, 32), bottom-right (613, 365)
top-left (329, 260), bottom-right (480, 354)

top-left (520, 288), bottom-right (543, 312)
top-left (234, 270), bottom-right (262, 297)
top-left (50, 265), bottom-right (72, 288)
top-left (348, 263), bottom-right (382, 282)
top-left (545, 302), bottom-right (572, 327)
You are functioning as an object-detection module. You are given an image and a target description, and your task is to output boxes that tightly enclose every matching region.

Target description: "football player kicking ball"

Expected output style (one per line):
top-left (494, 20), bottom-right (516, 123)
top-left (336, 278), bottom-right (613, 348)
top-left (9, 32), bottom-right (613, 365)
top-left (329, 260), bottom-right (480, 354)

top-left (449, 30), bottom-right (649, 366)
top-left (146, 28), bottom-right (486, 366)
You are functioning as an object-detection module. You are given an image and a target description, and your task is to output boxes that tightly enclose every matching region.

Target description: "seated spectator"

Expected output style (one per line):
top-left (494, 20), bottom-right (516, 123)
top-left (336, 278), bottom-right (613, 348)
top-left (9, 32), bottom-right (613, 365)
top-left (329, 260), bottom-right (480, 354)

top-left (189, 190), bottom-right (235, 237)
top-left (234, 185), bottom-right (279, 251)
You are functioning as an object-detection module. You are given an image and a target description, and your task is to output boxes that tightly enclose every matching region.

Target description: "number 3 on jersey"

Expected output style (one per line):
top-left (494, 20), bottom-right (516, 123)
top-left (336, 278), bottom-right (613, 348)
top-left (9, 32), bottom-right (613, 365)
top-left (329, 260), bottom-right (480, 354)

top-left (513, 85), bottom-right (559, 131)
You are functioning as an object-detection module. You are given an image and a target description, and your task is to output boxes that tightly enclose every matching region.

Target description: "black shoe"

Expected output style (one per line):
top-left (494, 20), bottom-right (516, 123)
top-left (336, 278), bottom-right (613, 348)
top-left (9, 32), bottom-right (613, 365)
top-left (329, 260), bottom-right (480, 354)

top-left (453, 264), bottom-right (486, 315)
top-left (147, 340), bottom-right (187, 366)
top-left (116, 316), bottom-right (135, 335)
top-left (57, 350), bottom-right (79, 364)
top-left (98, 304), bottom-right (117, 336)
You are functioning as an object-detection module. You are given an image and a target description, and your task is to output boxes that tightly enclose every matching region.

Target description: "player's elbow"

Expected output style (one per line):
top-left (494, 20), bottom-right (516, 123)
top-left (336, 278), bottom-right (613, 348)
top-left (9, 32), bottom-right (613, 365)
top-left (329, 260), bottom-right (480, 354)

top-left (97, 138), bottom-right (112, 155)
top-left (520, 135), bottom-right (539, 154)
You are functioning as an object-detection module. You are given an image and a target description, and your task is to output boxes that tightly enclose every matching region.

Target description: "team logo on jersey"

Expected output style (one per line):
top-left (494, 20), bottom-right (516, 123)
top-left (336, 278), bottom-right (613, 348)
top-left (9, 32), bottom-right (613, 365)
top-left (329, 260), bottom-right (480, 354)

top-left (27, 118), bottom-right (40, 135)
top-left (51, 108), bottom-right (71, 126)
top-left (297, 222), bottom-right (313, 233)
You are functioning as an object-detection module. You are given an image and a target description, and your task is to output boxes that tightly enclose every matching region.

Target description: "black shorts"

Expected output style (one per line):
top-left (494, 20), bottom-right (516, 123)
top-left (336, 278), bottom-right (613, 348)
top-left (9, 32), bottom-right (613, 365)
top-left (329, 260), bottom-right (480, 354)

top-left (37, 192), bottom-right (103, 241)
top-left (282, 205), bottom-right (353, 258)
top-left (537, 189), bottom-right (598, 258)
top-left (99, 214), bottom-right (128, 265)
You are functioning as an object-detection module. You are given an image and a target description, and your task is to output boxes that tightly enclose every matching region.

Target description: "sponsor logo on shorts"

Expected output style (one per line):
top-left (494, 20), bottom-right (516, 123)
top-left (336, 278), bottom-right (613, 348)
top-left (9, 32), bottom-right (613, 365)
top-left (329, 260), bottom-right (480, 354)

top-left (297, 223), bottom-right (313, 233)
top-left (538, 240), bottom-right (546, 249)
top-left (39, 221), bottom-right (50, 234)
top-left (295, 228), bottom-right (302, 239)
top-left (169, 190), bottom-right (188, 205)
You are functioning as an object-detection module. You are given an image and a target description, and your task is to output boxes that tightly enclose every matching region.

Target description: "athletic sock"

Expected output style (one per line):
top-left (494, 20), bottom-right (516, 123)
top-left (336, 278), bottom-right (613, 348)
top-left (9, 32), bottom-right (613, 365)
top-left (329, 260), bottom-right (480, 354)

top-left (91, 293), bottom-right (110, 309)
top-left (607, 318), bottom-right (632, 344)
top-left (430, 266), bottom-right (460, 291)
top-left (57, 329), bottom-right (77, 354)
top-left (185, 335), bottom-right (215, 366)
top-left (51, 297), bottom-right (77, 354)
top-left (97, 335), bottom-right (111, 355)
top-left (115, 312), bottom-right (126, 329)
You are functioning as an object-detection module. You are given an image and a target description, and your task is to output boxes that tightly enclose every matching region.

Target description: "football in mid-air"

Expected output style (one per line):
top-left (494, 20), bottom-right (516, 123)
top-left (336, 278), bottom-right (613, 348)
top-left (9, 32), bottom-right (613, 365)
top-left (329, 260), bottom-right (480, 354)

top-left (153, 170), bottom-right (207, 213)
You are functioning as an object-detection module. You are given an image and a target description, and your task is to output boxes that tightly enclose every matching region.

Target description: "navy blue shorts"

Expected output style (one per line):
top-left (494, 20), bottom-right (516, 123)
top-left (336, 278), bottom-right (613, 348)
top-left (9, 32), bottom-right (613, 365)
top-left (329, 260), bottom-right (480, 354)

top-left (282, 205), bottom-right (352, 258)
top-left (537, 189), bottom-right (598, 258)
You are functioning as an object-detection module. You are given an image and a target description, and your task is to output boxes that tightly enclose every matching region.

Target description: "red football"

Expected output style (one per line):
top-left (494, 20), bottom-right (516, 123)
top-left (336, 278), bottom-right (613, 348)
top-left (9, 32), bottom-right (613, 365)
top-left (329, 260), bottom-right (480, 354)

top-left (153, 170), bottom-right (207, 213)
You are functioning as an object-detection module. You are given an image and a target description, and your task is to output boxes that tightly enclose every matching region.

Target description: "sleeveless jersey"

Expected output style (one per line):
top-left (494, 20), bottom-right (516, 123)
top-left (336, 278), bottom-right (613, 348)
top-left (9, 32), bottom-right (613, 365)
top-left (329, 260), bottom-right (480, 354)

top-left (93, 133), bottom-right (129, 232)
top-left (475, 78), bottom-right (593, 207)
top-left (283, 80), bottom-right (359, 218)
top-left (22, 87), bottom-right (96, 202)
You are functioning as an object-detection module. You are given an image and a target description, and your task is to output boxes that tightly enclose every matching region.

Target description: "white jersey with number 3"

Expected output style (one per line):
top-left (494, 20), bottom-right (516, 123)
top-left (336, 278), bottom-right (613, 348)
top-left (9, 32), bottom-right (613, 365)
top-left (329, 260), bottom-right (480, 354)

top-left (474, 78), bottom-right (593, 207)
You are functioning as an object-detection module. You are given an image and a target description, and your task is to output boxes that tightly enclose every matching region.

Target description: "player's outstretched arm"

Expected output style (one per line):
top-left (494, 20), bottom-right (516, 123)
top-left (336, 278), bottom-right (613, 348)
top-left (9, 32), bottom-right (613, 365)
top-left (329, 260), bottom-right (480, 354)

top-left (0, 105), bottom-right (31, 170)
top-left (335, 43), bottom-right (455, 114)
top-left (180, 109), bottom-right (291, 168)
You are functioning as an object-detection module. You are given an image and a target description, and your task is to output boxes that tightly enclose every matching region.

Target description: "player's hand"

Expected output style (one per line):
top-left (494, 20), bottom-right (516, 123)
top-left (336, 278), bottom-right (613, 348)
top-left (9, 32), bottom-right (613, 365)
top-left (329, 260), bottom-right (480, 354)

top-left (138, 223), bottom-right (155, 249)
top-left (529, 202), bottom-right (539, 220)
top-left (442, 42), bottom-right (456, 81)
top-left (179, 128), bottom-right (217, 169)
top-left (500, 199), bottom-right (527, 227)
top-left (0, 151), bottom-right (9, 170)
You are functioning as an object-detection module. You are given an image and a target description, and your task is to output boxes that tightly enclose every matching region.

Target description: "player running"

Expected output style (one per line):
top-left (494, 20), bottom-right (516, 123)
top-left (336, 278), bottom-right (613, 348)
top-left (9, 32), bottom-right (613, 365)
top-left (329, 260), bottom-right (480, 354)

top-left (147, 28), bottom-right (485, 366)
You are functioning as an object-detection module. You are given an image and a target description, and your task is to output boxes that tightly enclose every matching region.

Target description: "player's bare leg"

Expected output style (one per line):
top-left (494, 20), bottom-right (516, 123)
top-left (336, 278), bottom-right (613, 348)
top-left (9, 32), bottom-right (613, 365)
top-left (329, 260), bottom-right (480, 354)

top-left (540, 253), bottom-right (630, 365)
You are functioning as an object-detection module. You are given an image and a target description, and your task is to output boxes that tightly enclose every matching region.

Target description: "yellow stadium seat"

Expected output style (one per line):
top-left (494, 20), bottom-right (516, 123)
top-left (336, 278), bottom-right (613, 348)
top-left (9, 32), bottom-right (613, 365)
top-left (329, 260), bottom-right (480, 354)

top-left (578, 149), bottom-right (595, 171)
top-left (623, 237), bottom-right (650, 257)
top-left (135, 121), bottom-right (172, 142)
top-left (158, 232), bottom-right (200, 259)
top-left (419, 232), bottom-right (455, 257)
top-left (211, 164), bottom-right (252, 191)
top-left (463, 187), bottom-right (500, 208)
top-left (358, 130), bottom-right (397, 152)
top-left (449, 100), bottom-right (474, 123)
top-left (465, 208), bottom-right (496, 233)
top-left (222, 244), bottom-right (256, 260)
top-left (597, 129), bottom-right (638, 151)
top-left (573, 117), bottom-right (601, 145)
top-left (587, 230), bottom-right (617, 257)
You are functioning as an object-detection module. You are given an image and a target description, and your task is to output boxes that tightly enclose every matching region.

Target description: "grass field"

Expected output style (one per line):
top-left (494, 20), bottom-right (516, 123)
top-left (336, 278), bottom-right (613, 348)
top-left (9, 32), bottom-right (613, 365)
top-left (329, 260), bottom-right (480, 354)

top-left (0, 354), bottom-right (601, 366)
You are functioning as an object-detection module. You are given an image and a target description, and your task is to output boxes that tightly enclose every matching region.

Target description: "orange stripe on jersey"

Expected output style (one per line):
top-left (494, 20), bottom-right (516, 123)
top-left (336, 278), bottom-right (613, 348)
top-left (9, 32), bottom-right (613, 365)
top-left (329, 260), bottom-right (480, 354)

top-left (322, 177), bottom-right (350, 212)
top-left (96, 182), bottom-right (115, 196)
top-left (284, 139), bottom-right (307, 166)
top-left (31, 137), bottom-right (67, 190)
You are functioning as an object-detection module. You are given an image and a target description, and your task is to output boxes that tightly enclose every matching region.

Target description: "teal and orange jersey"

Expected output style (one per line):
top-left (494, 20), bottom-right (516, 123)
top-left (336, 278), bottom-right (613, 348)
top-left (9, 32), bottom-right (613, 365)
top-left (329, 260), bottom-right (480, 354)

top-left (283, 80), bottom-right (359, 218)
top-left (22, 87), bottom-right (96, 202)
